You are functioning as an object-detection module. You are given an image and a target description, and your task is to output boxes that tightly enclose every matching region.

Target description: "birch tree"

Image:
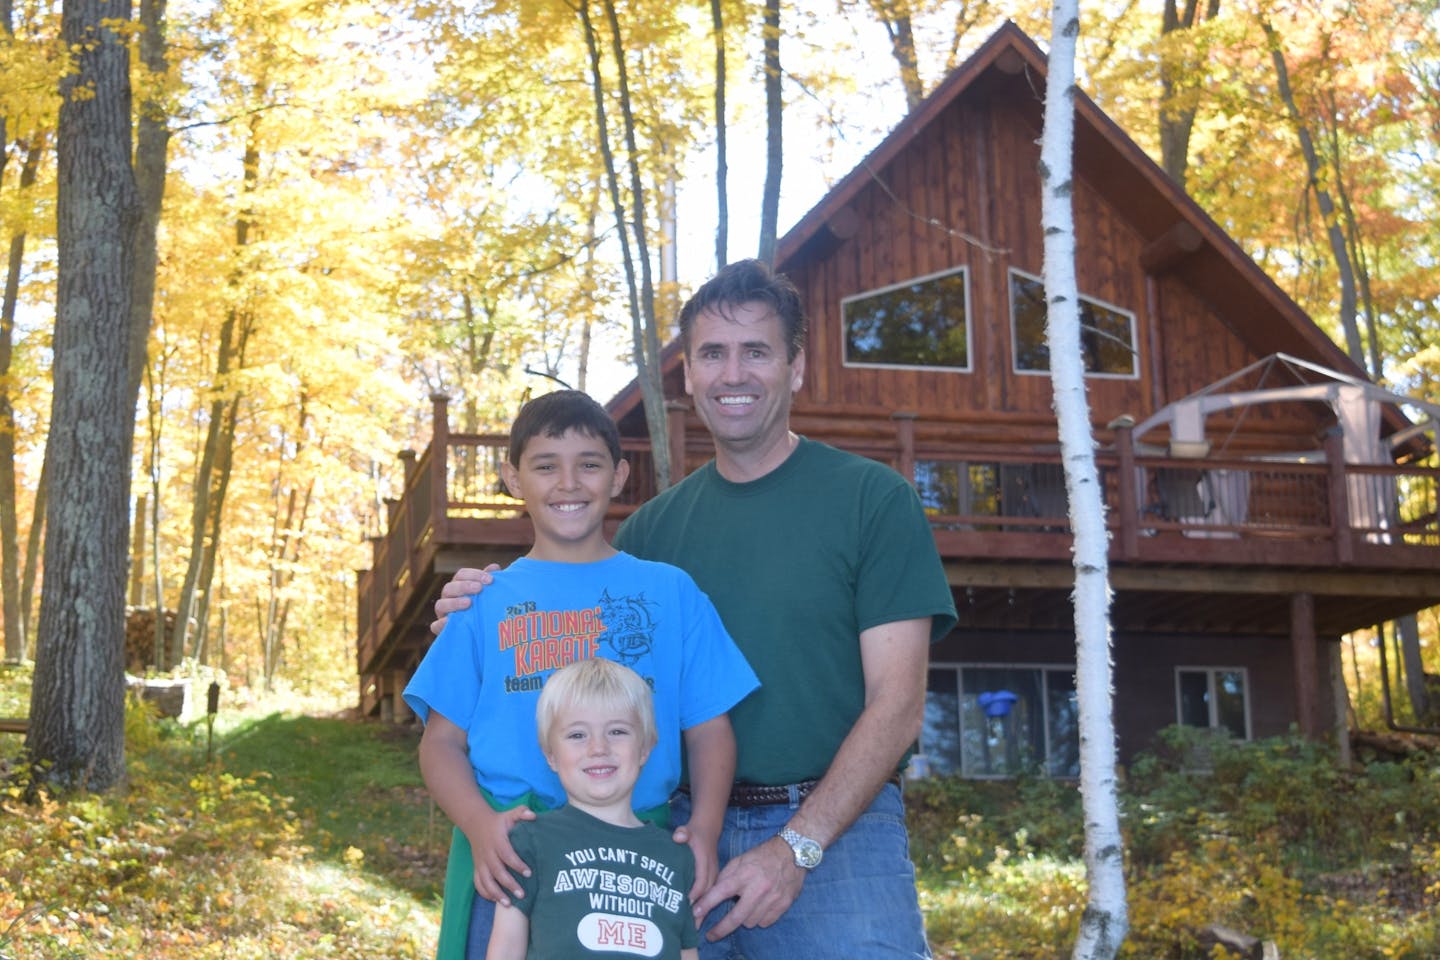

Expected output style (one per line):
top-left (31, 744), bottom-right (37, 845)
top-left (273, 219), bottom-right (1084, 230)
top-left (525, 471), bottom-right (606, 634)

top-left (1039, 3), bottom-right (1128, 956)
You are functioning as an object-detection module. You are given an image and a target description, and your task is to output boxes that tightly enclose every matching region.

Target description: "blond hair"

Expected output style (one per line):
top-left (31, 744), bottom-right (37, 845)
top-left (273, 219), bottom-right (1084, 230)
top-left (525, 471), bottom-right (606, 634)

top-left (536, 658), bottom-right (657, 751)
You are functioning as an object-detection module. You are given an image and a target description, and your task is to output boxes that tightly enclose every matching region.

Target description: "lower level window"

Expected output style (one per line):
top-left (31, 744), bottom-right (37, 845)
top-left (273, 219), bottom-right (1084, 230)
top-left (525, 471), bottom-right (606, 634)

top-left (922, 665), bottom-right (1079, 778)
top-left (1176, 667), bottom-right (1250, 739)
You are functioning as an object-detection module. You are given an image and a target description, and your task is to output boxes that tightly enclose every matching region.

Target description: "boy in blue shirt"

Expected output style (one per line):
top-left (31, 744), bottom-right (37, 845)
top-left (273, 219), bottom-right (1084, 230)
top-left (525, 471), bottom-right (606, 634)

top-left (404, 390), bottom-right (759, 960)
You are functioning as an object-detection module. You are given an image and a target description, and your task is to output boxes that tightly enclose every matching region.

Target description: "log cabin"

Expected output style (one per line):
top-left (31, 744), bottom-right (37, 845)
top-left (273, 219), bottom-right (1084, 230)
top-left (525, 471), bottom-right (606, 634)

top-left (356, 22), bottom-right (1440, 777)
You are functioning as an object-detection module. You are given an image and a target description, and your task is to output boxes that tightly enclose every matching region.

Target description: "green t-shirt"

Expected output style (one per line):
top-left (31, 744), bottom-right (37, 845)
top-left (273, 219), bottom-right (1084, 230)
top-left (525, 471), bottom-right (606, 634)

top-left (510, 805), bottom-right (698, 959)
top-left (615, 437), bottom-right (957, 785)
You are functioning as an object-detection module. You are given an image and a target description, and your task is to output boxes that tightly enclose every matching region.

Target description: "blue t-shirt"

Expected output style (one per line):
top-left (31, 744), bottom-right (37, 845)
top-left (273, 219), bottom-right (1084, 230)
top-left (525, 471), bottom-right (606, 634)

top-left (403, 552), bottom-right (759, 812)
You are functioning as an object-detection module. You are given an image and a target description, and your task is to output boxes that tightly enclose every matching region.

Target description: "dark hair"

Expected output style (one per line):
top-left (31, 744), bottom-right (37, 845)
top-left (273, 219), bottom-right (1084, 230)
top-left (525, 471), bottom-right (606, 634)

top-left (508, 390), bottom-right (623, 466)
top-left (678, 259), bottom-right (807, 361)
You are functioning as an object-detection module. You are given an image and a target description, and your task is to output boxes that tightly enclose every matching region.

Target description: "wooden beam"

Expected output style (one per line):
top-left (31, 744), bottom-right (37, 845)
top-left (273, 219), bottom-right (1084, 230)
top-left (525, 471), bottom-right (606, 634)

top-left (1291, 592), bottom-right (1322, 739)
top-left (1140, 221), bottom-right (1204, 274)
top-left (0, 717), bottom-right (29, 735)
top-left (943, 561), bottom-right (1440, 598)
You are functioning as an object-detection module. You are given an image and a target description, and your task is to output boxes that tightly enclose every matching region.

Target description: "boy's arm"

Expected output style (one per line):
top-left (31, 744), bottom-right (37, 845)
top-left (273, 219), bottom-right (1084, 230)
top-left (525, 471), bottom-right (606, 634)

top-left (484, 902), bottom-right (530, 960)
top-left (418, 710), bottom-right (535, 904)
top-left (677, 713), bottom-right (736, 901)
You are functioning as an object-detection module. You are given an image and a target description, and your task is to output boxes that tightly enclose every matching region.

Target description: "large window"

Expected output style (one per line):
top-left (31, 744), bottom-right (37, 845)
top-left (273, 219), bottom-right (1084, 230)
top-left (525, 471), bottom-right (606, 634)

top-left (1176, 667), bottom-right (1250, 740)
top-left (922, 665), bottom-right (1079, 778)
top-left (914, 460), bottom-right (1000, 519)
top-left (842, 267), bottom-right (970, 370)
top-left (1009, 269), bottom-right (1138, 377)
top-left (914, 459), bottom-right (1068, 524)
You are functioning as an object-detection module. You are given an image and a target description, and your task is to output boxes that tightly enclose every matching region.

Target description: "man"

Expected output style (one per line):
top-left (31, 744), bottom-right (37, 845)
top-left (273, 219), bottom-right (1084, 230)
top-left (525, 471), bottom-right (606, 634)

top-left (435, 259), bottom-right (957, 958)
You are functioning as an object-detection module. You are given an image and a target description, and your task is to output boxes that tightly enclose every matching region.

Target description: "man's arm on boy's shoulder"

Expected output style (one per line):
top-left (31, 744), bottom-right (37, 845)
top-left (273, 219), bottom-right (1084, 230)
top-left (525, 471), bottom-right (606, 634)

top-left (431, 565), bottom-right (500, 636)
top-left (418, 710), bottom-right (535, 903)
top-left (484, 902), bottom-right (530, 960)
top-left (692, 616), bottom-right (931, 939)
top-left (675, 713), bottom-right (736, 901)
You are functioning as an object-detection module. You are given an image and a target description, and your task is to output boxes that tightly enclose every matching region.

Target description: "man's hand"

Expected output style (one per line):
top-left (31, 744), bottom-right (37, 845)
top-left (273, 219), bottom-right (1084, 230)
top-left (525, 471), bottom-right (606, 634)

top-left (431, 565), bottom-right (499, 636)
top-left (466, 804), bottom-right (538, 906)
top-left (690, 835), bottom-right (805, 941)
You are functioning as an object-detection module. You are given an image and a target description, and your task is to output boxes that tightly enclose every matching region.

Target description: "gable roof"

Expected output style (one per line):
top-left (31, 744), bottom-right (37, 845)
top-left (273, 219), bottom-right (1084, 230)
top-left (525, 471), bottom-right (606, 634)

top-left (609, 20), bottom-right (1372, 428)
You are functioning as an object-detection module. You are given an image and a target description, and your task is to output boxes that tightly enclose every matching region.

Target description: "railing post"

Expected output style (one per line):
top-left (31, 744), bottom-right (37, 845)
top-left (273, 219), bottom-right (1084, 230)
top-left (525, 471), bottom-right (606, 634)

top-left (1112, 416), bottom-right (1139, 559)
top-left (666, 399), bottom-right (688, 485)
top-left (892, 411), bottom-right (917, 484)
top-left (431, 393), bottom-right (451, 542)
top-left (1323, 428), bottom-right (1353, 564)
top-left (399, 448), bottom-right (417, 485)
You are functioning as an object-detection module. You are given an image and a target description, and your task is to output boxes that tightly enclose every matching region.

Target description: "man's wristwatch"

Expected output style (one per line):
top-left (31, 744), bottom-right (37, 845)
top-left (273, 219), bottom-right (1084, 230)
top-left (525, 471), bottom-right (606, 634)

top-left (779, 827), bottom-right (823, 869)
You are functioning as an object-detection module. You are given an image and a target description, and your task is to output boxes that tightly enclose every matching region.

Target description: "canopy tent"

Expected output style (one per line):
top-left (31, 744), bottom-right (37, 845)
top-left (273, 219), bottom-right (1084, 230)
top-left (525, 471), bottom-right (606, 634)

top-left (1129, 355), bottom-right (1439, 538)
top-left (1132, 353), bottom-right (1440, 464)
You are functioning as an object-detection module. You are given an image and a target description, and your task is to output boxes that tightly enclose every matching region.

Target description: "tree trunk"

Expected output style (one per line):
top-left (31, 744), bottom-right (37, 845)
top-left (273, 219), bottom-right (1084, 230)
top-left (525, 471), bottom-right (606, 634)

top-left (21, 451), bottom-right (47, 661)
top-left (1260, 19), bottom-right (1363, 367)
top-left (144, 357), bottom-right (167, 669)
top-left (128, 493), bottom-right (148, 606)
top-left (170, 123), bottom-right (257, 665)
top-left (711, 0), bottom-right (728, 268)
top-left (1158, 0), bottom-right (1220, 187)
top-left (1396, 614), bottom-right (1430, 722)
top-left (29, 0), bottom-right (139, 792)
top-left (257, 399), bottom-right (314, 685)
top-left (128, 0), bottom-right (169, 399)
top-left (756, 0), bottom-right (781, 265)
top-left (577, 0), bottom-right (670, 491)
top-left (1, 137), bottom-right (43, 663)
top-left (1041, 5), bottom-right (1129, 957)
top-left (603, 0), bottom-right (669, 490)
top-left (189, 398), bottom-right (239, 663)
top-left (868, 0), bottom-right (924, 109)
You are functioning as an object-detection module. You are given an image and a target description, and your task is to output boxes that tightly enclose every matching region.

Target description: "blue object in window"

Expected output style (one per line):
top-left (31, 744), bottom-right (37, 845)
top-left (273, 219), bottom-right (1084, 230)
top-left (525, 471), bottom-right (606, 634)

top-left (978, 689), bottom-right (1018, 718)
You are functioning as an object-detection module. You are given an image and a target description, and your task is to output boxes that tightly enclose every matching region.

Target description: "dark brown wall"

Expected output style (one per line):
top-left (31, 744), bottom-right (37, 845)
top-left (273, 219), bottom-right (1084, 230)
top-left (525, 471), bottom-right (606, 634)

top-left (932, 627), bottom-right (1302, 765)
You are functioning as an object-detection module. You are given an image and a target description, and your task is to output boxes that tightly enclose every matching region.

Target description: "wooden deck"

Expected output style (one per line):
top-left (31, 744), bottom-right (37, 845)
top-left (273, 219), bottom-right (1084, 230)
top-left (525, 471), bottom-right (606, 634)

top-left (356, 412), bottom-right (1440, 717)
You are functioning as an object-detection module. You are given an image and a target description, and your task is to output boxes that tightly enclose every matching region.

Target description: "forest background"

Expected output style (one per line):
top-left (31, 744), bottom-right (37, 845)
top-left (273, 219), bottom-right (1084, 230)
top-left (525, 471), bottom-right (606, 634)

top-left (1, 0), bottom-right (1438, 736)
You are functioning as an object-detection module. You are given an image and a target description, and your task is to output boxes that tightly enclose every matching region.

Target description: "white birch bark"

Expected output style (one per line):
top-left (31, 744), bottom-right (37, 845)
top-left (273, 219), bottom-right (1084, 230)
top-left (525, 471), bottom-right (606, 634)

top-left (1039, 4), bottom-right (1129, 957)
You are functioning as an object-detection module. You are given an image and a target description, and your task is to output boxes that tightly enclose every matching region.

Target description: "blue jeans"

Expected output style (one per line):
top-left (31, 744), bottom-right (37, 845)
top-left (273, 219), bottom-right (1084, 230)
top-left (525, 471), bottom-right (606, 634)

top-left (463, 894), bottom-right (495, 959)
top-left (671, 783), bottom-right (932, 960)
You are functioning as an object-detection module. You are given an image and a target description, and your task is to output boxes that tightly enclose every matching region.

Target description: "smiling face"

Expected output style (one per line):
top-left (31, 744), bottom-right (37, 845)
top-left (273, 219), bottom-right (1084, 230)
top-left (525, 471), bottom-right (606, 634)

top-left (500, 428), bottom-right (629, 563)
top-left (682, 300), bottom-right (805, 478)
top-left (543, 699), bottom-right (651, 819)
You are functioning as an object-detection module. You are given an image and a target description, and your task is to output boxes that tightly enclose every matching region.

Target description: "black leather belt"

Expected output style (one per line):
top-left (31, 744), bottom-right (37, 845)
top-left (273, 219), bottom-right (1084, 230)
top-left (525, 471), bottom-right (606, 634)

top-left (680, 773), bottom-right (903, 808)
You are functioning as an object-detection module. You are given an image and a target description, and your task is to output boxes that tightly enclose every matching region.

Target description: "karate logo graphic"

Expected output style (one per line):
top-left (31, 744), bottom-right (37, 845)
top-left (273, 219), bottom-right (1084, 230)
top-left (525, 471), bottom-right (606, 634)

top-left (597, 589), bottom-right (655, 666)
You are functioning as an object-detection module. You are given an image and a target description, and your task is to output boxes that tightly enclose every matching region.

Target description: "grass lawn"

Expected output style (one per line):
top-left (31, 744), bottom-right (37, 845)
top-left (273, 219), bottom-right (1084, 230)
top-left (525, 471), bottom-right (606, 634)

top-left (1, 665), bottom-right (445, 959)
top-left (4, 663), bottom-right (1439, 959)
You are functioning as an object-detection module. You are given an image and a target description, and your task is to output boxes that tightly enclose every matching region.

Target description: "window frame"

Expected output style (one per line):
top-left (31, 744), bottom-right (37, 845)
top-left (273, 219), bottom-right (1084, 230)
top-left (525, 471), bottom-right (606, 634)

top-left (1174, 666), bottom-right (1252, 740)
top-left (921, 661), bottom-right (1080, 780)
top-left (1008, 267), bottom-right (1140, 380)
top-left (840, 265), bottom-right (973, 373)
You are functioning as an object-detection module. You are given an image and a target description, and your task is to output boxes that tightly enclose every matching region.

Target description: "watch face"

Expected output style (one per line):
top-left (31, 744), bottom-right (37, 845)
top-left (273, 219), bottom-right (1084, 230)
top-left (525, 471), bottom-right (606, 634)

top-left (782, 829), bottom-right (823, 869)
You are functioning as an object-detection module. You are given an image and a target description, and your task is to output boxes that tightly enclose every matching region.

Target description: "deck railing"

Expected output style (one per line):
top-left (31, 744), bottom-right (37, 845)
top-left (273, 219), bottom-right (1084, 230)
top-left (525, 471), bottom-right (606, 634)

top-left (358, 408), bottom-right (1439, 687)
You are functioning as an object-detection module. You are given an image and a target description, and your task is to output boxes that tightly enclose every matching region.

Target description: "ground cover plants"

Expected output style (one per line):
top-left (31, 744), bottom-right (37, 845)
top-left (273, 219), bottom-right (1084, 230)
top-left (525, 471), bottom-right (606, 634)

top-left (2, 663), bottom-right (1437, 959)
top-left (912, 726), bottom-right (1440, 959)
